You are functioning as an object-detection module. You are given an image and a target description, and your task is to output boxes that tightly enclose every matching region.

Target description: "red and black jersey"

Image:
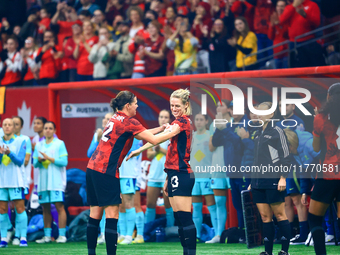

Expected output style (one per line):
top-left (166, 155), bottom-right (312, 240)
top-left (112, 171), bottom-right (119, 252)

top-left (87, 112), bottom-right (146, 177)
top-left (165, 115), bottom-right (192, 173)
top-left (313, 113), bottom-right (340, 180)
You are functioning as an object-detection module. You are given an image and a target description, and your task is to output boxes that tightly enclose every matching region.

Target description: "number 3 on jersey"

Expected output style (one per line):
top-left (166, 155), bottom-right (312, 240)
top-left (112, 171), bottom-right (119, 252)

top-left (101, 122), bottom-right (114, 142)
top-left (171, 176), bottom-right (179, 188)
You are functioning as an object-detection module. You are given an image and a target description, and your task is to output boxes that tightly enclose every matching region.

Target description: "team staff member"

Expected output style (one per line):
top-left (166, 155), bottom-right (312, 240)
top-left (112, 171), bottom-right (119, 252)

top-left (33, 122), bottom-right (68, 244)
top-left (0, 119), bottom-right (27, 248)
top-left (87, 112), bottom-right (113, 245)
top-left (128, 89), bottom-right (196, 255)
top-left (145, 110), bottom-right (174, 227)
top-left (309, 83), bottom-right (340, 255)
top-left (249, 102), bottom-right (291, 255)
top-left (86, 91), bottom-right (181, 255)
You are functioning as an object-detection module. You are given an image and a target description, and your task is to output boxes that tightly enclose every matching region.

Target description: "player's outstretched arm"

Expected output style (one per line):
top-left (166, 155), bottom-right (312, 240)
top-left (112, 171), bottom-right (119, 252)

top-left (147, 124), bottom-right (168, 135)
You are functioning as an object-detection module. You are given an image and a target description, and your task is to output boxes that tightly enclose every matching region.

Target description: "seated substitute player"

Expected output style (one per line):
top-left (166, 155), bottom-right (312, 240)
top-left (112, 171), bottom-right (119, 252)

top-left (0, 118), bottom-right (28, 248)
top-left (12, 116), bottom-right (33, 245)
top-left (308, 83), bottom-right (340, 255)
top-left (128, 89), bottom-right (196, 255)
top-left (191, 113), bottom-right (217, 242)
top-left (86, 90), bottom-right (181, 255)
top-left (283, 129), bottom-right (318, 244)
top-left (33, 122), bottom-right (68, 244)
top-left (87, 112), bottom-right (113, 245)
top-left (248, 102), bottom-right (291, 255)
top-left (145, 110), bottom-right (174, 228)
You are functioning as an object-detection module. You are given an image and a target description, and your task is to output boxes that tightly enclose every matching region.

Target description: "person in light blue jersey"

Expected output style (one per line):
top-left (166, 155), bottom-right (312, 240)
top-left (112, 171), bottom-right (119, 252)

top-left (118, 138), bottom-right (143, 245)
top-left (276, 101), bottom-right (305, 132)
top-left (145, 110), bottom-right (174, 229)
top-left (11, 116), bottom-right (33, 245)
top-left (87, 112), bottom-right (113, 245)
top-left (33, 122), bottom-right (68, 244)
top-left (0, 118), bottom-right (28, 248)
top-left (206, 100), bottom-right (232, 244)
top-left (191, 113), bottom-right (217, 242)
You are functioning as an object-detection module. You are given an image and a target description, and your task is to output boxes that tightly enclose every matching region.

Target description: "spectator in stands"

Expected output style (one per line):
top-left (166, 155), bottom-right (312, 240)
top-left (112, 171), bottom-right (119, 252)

top-left (18, 14), bottom-right (40, 47)
top-left (191, 2), bottom-right (213, 73)
top-left (227, 17), bottom-right (257, 71)
top-left (63, 23), bottom-right (82, 82)
top-left (277, 99), bottom-right (305, 132)
top-left (326, 44), bottom-right (340, 66)
top-left (88, 27), bottom-right (115, 80)
top-left (128, 6), bottom-right (144, 38)
top-left (129, 29), bottom-right (148, 79)
top-left (21, 36), bottom-right (39, 86)
top-left (105, 0), bottom-right (129, 24)
top-left (220, 0), bottom-right (235, 38)
top-left (73, 20), bottom-right (98, 81)
top-left (141, 20), bottom-right (166, 77)
top-left (268, 0), bottom-right (289, 69)
top-left (104, 21), bottom-right (134, 79)
top-left (77, 0), bottom-right (100, 15)
top-left (163, 6), bottom-right (177, 30)
top-left (145, 10), bottom-right (158, 21)
top-left (0, 36), bottom-right (22, 86)
top-left (34, 121), bottom-right (68, 244)
top-left (13, 26), bottom-right (21, 36)
top-left (246, 0), bottom-right (274, 65)
top-left (78, 10), bottom-right (92, 23)
top-left (92, 9), bottom-right (113, 33)
top-left (279, 0), bottom-right (325, 67)
top-left (166, 18), bottom-right (199, 75)
top-left (35, 30), bottom-right (62, 85)
top-left (38, 8), bottom-right (51, 36)
top-left (202, 18), bottom-right (235, 73)
top-left (230, 0), bottom-right (254, 32)
top-left (111, 14), bottom-right (123, 42)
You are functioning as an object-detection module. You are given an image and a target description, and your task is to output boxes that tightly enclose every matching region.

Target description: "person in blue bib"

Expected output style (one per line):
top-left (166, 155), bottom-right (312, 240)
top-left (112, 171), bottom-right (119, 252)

top-left (87, 112), bottom-right (113, 245)
top-left (191, 113), bottom-right (217, 242)
top-left (145, 110), bottom-right (174, 228)
top-left (33, 121), bottom-right (68, 244)
top-left (0, 118), bottom-right (28, 248)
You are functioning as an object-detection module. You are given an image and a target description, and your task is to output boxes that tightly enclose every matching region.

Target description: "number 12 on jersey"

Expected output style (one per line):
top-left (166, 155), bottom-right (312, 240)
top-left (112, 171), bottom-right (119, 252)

top-left (101, 122), bottom-right (114, 142)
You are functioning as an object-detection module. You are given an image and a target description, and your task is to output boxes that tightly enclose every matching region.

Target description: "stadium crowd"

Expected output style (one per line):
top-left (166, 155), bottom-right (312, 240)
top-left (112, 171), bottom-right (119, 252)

top-left (0, 0), bottom-right (340, 85)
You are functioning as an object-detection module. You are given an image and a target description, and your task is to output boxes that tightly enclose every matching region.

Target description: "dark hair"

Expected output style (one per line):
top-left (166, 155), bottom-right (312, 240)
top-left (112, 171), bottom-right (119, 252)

top-left (233, 16), bottom-right (250, 41)
top-left (44, 121), bottom-right (56, 129)
top-left (79, 10), bottom-right (92, 17)
top-left (146, 9), bottom-right (158, 20)
top-left (319, 83), bottom-right (340, 127)
top-left (7, 35), bottom-right (19, 44)
top-left (160, 109), bottom-right (171, 117)
top-left (110, 91), bottom-right (136, 112)
top-left (195, 113), bottom-right (209, 120)
top-left (13, 116), bottom-right (24, 127)
top-left (36, 117), bottom-right (47, 125)
top-left (221, 99), bottom-right (232, 108)
top-left (127, 6), bottom-right (144, 21)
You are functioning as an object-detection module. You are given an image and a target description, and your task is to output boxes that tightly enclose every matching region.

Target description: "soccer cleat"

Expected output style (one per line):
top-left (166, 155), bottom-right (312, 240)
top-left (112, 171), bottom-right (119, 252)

top-left (56, 236), bottom-right (67, 243)
top-left (19, 240), bottom-right (28, 247)
top-left (7, 227), bottom-right (15, 242)
top-left (290, 234), bottom-right (299, 242)
top-left (117, 235), bottom-right (125, 244)
top-left (205, 235), bottom-right (220, 243)
top-left (290, 234), bottom-right (306, 245)
top-left (0, 240), bottom-right (8, 248)
top-left (259, 252), bottom-right (272, 255)
top-left (97, 234), bottom-right (105, 245)
top-left (120, 235), bottom-right (132, 245)
top-left (325, 234), bottom-right (335, 243)
top-left (132, 235), bottom-right (144, 244)
top-left (12, 237), bottom-right (20, 245)
top-left (278, 250), bottom-right (290, 255)
top-left (36, 236), bottom-right (52, 244)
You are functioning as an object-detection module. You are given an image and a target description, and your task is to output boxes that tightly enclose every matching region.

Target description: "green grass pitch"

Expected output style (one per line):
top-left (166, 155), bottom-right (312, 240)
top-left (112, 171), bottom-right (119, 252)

top-left (1, 242), bottom-right (340, 255)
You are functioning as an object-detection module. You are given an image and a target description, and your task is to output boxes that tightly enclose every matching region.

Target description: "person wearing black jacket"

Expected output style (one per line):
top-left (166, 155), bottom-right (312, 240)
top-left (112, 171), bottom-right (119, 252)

top-left (249, 102), bottom-right (291, 255)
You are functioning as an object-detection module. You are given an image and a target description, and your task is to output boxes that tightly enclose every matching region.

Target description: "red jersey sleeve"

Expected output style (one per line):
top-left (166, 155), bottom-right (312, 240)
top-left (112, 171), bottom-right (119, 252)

top-left (127, 118), bottom-right (146, 135)
top-left (279, 4), bottom-right (295, 24)
top-left (313, 114), bottom-right (324, 137)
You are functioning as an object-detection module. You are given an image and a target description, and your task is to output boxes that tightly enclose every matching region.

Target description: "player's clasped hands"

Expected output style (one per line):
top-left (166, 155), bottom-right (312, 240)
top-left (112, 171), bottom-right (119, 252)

top-left (38, 151), bottom-right (50, 162)
top-left (0, 145), bottom-right (10, 155)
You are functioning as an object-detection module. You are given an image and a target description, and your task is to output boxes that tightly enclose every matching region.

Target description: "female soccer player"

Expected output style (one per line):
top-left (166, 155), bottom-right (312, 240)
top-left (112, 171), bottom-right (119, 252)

top-left (145, 110), bottom-right (174, 227)
top-left (33, 122), bottom-right (68, 244)
top-left (249, 102), bottom-right (291, 255)
top-left (309, 82), bottom-right (340, 255)
top-left (86, 91), bottom-right (180, 255)
top-left (191, 113), bottom-right (217, 242)
top-left (0, 119), bottom-right (27, 248)
top-left (87, 112), bottom-right (113, 245)
top-left (128, 89), bottom-right (196, 255)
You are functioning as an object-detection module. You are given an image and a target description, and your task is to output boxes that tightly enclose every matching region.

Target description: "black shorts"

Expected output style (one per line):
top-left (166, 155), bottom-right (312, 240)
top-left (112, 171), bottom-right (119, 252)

top-left (167, 169), bottom-right (195, 197)
top-left (311, 179), bottom-right (340, 204)
top-left (86, 168), bottom-right (122, 207)
top-left (252, 188), bottom-right (285, 204)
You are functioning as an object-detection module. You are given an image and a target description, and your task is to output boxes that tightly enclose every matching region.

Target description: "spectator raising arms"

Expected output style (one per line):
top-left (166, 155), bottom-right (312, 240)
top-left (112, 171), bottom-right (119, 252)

top-left (0, 36), bottom-right (22, 86)
top-left (21, 37), bottom-right (39, 86)
top-left (88, 27), bottom-right (115, 80)
top-left (73, 21), bottom-right (98, 81)
top-left (228, 17), bottom-right (257, 71)
top-left (166, 18), bottom-right (199, 75)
